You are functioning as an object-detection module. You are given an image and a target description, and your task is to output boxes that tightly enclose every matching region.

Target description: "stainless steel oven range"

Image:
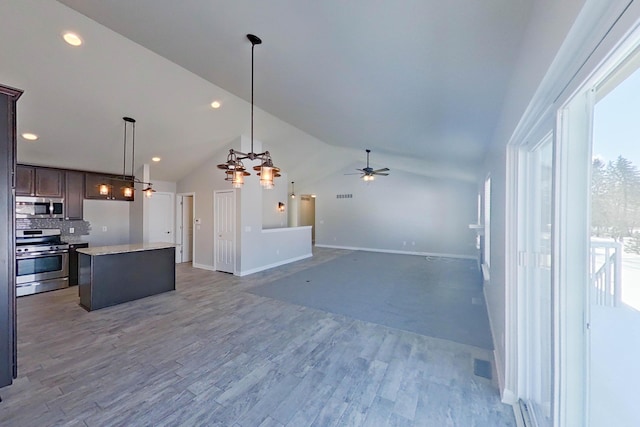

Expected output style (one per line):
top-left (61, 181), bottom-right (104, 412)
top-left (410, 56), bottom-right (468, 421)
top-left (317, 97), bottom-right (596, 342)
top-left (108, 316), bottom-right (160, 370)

top-left (16, 229), bottom-right (69, 297)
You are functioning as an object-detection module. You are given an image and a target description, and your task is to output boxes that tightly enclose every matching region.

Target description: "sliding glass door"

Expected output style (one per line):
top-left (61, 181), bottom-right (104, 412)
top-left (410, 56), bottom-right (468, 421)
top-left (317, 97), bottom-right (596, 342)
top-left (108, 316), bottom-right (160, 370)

top-left (587, 55), bottom-right (640, 427)
top-left (517, 134), bottom-right (553, 427)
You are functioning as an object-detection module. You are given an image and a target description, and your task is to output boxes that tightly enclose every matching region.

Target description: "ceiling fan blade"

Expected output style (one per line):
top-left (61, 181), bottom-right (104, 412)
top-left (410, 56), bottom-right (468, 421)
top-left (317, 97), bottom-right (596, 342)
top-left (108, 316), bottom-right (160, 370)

top-left (343, 172), bottom-right (362, 175)
top-left (372, 168), bottom-right (390, 173)
top-left (373, 172), bottom-right (389, 176)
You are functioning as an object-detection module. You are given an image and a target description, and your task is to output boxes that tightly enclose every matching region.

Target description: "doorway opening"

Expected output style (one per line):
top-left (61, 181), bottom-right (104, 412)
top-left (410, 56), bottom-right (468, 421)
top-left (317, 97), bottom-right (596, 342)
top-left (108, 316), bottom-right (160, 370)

top-left (299, 195), bottom-right (316, 244)
top-left (176, 194), bottom-right (194, 264)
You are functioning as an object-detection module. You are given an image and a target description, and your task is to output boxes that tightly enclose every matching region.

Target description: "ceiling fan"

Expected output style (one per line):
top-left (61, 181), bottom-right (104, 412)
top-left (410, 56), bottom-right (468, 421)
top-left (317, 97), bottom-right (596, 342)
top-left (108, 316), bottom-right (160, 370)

top-left (348, 149), bottom-right (390, 181)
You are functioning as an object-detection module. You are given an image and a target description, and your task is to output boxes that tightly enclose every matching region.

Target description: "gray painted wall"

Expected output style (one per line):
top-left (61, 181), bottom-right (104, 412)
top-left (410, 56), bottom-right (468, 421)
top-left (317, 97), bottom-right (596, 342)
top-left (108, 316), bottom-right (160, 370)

top-left (262, 173), bottom-right (288, 229)
top-left (311, 167), bottom-right (478, 257)
top-left (83, 199), bottom-right (130, 246)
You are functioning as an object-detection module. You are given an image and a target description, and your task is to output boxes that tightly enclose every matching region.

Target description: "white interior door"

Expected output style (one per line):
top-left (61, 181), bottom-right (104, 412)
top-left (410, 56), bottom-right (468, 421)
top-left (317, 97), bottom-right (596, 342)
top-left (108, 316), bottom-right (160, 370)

top-left (148, 192), bottom-right (174, 243)
top-left (214, 190), bottom-right (235, 274)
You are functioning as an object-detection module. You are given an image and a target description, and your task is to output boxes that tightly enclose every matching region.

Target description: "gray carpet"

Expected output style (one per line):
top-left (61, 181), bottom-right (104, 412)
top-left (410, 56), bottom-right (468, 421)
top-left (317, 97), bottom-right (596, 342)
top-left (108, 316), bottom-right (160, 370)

top-left (249, 251), bottom-right (494, 350)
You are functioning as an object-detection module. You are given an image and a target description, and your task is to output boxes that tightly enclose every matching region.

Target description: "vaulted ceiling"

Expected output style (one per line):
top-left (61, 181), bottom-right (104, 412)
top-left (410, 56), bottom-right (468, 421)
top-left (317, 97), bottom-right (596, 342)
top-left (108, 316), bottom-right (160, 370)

top-left (1, 0), bottom-right (533, 184)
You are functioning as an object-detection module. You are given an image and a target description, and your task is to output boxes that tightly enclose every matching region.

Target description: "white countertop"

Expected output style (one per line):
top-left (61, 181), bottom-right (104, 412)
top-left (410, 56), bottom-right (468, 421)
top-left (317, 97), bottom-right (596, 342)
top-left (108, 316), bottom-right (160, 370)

top-left (77, 242), bottom-right (176, 256)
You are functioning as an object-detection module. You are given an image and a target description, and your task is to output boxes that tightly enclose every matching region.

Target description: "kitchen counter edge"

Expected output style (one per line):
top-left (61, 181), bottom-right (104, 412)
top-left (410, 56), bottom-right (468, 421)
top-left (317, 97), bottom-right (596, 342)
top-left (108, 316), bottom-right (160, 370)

top-left (77, 242), bottom-right (176, 256)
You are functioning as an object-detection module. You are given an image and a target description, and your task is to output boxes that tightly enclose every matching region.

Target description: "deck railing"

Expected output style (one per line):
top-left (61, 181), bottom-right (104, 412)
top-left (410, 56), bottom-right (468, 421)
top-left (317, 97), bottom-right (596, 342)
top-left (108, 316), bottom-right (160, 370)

top-left (590, 239), bottom-right (622, 307)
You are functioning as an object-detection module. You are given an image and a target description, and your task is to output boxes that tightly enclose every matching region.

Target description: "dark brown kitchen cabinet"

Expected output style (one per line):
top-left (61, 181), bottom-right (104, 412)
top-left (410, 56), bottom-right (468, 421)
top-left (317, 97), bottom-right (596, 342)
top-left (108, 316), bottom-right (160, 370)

top-left (16, 165), bottom-right (64, 197)
top-left (68, 242), bottom-right (89, 286)
top-left (84, 173), bottom-right (134, 201)
top-left (64, 171), bottom-right (84, 219)
top-left (1, 83), bottom-right (22, 389)
top-left (15, 165), bottom-right (34, 196)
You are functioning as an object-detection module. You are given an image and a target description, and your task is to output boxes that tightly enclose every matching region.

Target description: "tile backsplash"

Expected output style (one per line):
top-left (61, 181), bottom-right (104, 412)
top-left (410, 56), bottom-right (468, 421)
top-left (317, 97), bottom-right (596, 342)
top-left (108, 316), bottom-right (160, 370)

top-left (16, 218), bottom-right (91, 242)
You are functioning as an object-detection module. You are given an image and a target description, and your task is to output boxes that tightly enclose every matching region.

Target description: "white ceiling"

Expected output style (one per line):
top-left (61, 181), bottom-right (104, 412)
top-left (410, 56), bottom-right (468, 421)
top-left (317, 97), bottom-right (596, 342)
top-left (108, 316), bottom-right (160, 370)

top-left (1, 0), bottom-right (533, 184)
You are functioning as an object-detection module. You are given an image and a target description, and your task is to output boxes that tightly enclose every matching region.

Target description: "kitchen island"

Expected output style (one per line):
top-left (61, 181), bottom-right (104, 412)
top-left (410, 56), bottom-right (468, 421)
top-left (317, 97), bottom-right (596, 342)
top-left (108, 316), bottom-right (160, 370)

top-left (77, 243), bottom-right (176, 311)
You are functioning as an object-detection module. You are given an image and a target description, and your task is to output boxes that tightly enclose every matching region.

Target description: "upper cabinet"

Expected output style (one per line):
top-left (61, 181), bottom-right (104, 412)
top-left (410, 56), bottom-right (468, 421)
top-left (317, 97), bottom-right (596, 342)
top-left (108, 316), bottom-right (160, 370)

top-left (16, 165), bottom-right (134, 205)
top-left (16, 165), bottom-right (63, 197)
top-left (15, 165), bottom-right (34, 196)
top-left (64, 170), bottom-right (84, 220)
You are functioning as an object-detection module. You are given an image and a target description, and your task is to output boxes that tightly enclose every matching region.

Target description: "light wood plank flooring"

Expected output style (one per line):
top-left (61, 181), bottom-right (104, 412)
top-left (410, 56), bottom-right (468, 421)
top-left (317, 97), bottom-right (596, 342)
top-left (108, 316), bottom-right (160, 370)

top-left (0, 248), bottom-right (515, 426)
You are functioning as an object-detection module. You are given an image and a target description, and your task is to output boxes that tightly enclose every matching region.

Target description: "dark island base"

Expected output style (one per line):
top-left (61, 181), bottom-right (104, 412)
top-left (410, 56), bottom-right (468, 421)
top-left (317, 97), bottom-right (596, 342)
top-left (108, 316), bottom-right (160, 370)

top-left (79, 247), bottom-right (175, 311)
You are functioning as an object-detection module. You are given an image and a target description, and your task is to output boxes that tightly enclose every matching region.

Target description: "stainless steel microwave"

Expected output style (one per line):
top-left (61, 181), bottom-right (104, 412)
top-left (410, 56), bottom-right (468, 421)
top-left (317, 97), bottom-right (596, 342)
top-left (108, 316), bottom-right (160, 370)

top-left (16, 197), bottom-right (64, 219)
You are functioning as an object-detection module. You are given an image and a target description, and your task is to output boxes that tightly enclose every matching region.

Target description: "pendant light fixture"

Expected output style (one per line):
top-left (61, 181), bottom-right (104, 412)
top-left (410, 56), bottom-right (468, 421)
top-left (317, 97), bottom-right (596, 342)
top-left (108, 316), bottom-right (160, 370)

top-left (100, 117), bottom-right (155, 198)
top-left (217, 34), bottom-right (280, 189)
top-left (290, 181), bottom-right (295, 199)
top-left (122, 117), bottom-right (136, 198)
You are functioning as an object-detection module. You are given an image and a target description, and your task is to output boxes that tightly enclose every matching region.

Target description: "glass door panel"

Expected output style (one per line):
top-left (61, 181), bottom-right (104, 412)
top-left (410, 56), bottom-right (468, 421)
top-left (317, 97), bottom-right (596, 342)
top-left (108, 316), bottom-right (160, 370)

top-left (588, 62), bottom-right (640, 427)
top-left (518, 134), bottom-right (553, 427)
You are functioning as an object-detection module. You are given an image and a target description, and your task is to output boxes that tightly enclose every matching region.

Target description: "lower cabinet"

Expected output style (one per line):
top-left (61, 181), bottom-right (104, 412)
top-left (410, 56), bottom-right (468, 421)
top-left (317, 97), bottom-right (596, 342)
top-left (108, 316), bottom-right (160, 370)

top-left (68, 243), bottom-right (89, 286)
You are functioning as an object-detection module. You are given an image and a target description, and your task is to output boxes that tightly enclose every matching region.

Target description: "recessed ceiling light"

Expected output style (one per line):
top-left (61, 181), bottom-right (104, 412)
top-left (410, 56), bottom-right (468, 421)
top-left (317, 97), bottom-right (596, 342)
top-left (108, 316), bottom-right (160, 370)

top-left (62, 32), bottom-right (83, 47)
top-left (210, 101), bottom-right (221, 109)
top-left (152, 157), bottom-right (161, 162)
top-left (21, 133), bottom-right (39, 141)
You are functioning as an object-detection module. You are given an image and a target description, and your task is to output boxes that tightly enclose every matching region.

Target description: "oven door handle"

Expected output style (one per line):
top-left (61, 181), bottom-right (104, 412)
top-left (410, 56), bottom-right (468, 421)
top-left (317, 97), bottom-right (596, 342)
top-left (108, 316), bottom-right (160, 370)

top-left (16, 249), bottom-right (69, 258)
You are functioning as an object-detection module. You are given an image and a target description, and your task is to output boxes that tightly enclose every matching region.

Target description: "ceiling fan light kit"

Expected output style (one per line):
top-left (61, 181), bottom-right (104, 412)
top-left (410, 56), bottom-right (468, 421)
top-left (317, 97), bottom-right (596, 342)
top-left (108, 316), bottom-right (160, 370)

top-left (217, 34), bottom-right (279, 189)
top-left (350, 149), bottom-right (390, 181)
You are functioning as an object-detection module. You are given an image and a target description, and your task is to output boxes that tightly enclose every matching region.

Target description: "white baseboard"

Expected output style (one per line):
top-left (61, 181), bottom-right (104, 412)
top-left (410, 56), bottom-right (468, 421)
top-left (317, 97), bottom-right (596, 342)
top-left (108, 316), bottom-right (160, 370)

top-left (192, 262), bottom-right (215, 272)
top-left (237, 253), bottom-right (313, 276)
top-left (483, 284), bottom-right (518, 404)
top-left (314, 244), bottom-right (476, 260)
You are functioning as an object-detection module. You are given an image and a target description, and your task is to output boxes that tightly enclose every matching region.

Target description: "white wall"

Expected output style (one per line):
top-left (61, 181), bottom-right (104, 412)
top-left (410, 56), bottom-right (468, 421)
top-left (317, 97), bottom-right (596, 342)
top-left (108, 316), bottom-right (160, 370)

top-left (310, 167), bottom-right (477, 257)
top-left (262, 172), bottom-right (288, 229)
top-left (150, 179), bottom-right (176, 193)
top-left (83, 199), bottom-right (130, 246)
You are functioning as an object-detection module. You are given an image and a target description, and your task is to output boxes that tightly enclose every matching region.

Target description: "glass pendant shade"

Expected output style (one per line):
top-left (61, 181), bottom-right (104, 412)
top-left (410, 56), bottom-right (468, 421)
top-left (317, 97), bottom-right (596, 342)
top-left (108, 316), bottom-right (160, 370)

top-left (232, 170), bottom-right (245, 188)
top-left (260, 165), bottom-right (274, 188)
top-left (123, 186), bottom-right (134, 198)
top-left (99, 184), bottom-right (110, 195)
top-left (363, 174), bottom-right (375, 182)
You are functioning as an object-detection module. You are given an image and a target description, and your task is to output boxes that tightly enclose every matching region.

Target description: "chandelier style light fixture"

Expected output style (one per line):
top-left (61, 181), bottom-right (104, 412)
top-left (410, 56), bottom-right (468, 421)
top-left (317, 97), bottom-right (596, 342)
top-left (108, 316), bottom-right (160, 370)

top-left (99, 117), bottom-right (155, 198)
top-left (217, 34), bottom-right (280, 189)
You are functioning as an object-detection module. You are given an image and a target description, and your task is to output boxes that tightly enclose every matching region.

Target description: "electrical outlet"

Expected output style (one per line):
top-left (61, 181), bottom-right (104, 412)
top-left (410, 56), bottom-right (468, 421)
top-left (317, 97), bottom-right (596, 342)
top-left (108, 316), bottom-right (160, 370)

top-left (69, 227), bottom-right (75, 234)
top-left (102, 226), bottom-right (108, 232)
